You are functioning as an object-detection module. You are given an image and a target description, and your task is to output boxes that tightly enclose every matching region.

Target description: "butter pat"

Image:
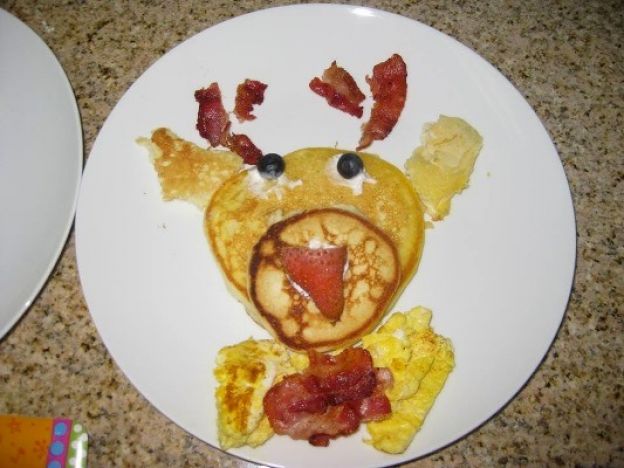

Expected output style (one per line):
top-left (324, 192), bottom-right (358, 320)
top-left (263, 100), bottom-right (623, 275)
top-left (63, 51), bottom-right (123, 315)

top-left (405, 115), bottom-right (483, 221)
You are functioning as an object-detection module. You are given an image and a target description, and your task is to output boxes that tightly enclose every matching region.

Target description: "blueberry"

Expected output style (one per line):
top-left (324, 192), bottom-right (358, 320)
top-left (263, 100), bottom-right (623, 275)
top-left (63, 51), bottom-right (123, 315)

top-left (337, 153), bottom-right (364, 179)
top-left (258, 153), bottom-right (284, 179)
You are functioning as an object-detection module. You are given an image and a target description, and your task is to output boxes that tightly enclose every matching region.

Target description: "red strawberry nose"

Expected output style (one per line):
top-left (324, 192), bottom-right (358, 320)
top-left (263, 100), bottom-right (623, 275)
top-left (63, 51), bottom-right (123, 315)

top-left (280, 246), bottom-right (347, 321)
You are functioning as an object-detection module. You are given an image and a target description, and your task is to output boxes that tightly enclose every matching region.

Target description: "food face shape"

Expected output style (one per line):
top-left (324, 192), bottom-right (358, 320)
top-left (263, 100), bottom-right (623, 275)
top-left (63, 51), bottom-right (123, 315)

top-left (205, 147), bottom-right (425, 351)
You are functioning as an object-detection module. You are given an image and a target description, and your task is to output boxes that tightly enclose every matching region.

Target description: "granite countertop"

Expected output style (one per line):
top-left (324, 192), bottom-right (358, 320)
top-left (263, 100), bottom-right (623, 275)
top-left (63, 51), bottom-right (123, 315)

top-left (1, 0), bottom-right (622, 466)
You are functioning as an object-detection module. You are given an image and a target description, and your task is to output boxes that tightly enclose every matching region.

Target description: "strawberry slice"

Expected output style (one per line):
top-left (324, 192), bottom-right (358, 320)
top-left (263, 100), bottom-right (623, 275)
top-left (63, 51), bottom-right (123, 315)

top-left (280, 246), bottom-right (347, 321)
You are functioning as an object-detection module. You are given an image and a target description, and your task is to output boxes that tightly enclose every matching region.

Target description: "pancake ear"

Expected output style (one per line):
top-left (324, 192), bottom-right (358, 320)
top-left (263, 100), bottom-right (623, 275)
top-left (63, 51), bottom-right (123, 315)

top-left (140, 127), bottom-right (242, 210)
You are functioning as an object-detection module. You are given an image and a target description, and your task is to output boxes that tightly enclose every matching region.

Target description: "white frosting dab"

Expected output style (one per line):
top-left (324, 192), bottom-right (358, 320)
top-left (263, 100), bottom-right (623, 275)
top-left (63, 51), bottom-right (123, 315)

top-left (244, 165), bottom-right (302, 200)
top-left (308, 238), bottom-right (335, 249)
top-left (326, 154), bottom-right (377, 196)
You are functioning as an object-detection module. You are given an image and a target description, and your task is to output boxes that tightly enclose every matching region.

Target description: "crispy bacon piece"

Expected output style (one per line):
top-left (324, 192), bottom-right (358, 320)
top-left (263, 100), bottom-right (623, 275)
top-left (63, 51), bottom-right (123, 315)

top-left (195, 82), bottom-right (264, 164)
top-left (305, 348), bottom-right (376, 403)
top-left (263, 348), bottom-right (391, 446)
top-left (226, 133), bottom-right (263, 165)
top-left (234, 79), bottom-right (268, 122)
top-left (357, 54), bottom-right (408, 150)
top-left (309, 61), bottom-right (366, 118)
top-left (264, 374), bottom-right (361, 444)
top-left (357, 368), bottom-right (394, 421)
top-left (194, 82), bottom-right (230, 147)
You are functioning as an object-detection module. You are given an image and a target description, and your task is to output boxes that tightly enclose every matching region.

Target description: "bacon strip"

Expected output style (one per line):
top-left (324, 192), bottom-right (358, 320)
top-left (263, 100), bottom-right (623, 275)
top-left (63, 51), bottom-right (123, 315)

top-left (263, 348), bottom-right (391, 446)
top-left (357, 368), bottom-right (393, 421)
top-left (309, 61), bottom-right (366, 118)
top-left (195, 82), bottom-right (230, 147)
top-left (225, 133), bottom-right (263, 165)
top-left (357, 54), bottom-right (408, 150)
top-left (195, 81), bottom-right (264, 164)
top-left (234, 79), bottom-right (268, 122)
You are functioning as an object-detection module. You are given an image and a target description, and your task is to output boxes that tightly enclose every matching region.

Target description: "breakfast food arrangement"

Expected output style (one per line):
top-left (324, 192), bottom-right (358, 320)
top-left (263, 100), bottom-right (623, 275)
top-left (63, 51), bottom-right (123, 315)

top-left (139, 53), bottom-right (483, 455)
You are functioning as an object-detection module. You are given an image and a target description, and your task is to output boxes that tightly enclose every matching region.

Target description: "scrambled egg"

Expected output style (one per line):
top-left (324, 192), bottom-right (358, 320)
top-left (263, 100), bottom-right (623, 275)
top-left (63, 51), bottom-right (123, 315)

top-left (362, 307), bottom-right (455, 454)
top-left (405, 115), bottom-right (483, 221)
top-left (213, 339), bottom-right (308, 449)
top-left (213, 307), bottom-right (454, 454)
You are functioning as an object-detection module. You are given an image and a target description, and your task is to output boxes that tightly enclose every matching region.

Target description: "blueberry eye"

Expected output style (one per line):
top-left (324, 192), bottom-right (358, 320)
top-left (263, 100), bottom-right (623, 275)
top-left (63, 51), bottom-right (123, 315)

top-left (337, 153), bottom-right (363, 179)
top-left (258, 153), bottom-right (285, 179)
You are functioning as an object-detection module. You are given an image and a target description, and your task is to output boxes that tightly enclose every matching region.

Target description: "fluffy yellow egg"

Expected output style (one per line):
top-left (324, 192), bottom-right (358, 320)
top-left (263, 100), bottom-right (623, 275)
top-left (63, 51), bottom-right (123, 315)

top-left (362, 307), bottom-right (455, 454)
top-left (213, 339), bottom-right (307, 449)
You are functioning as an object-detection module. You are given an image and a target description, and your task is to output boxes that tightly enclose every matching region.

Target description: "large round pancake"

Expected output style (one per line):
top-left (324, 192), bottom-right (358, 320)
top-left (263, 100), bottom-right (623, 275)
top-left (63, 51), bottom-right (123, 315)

top-left (249, 208), bottom-right (400, 351)
top-left (205, 147), bottom-right (425, 307)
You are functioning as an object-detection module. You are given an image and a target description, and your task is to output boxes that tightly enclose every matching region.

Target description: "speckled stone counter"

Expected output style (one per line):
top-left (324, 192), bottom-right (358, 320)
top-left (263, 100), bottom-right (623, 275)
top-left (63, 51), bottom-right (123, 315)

top-left (1, 0), bottom-right (622, 466)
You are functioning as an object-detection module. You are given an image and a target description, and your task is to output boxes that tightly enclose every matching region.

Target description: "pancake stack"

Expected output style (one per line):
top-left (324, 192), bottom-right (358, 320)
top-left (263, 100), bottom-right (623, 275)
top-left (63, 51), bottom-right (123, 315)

top-left (205, 147), bottom-right (425, 351)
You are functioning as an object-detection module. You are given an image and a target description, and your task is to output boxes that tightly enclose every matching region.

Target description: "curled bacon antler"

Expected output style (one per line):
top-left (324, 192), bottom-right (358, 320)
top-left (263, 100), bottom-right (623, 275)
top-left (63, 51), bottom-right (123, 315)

top-left (309, 61), bottom-right (366, 118)
top-left (357, 54), bottom-right (407, 150)
top-left (234, 79), bottom-right (268, 122)
top-left (195, 80), bottom-right (266, 164)
top-left (225, 133), bottom-right (263, 165)
top-left (195, 82), bottom-right (230, 147)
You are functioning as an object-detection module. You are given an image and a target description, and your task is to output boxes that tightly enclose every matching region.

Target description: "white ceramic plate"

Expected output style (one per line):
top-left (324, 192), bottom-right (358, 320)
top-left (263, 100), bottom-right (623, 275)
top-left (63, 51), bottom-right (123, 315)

top-left (76, 5), bottom-right (575, 467)
top-left (0, 10), bottom-right (82, 340)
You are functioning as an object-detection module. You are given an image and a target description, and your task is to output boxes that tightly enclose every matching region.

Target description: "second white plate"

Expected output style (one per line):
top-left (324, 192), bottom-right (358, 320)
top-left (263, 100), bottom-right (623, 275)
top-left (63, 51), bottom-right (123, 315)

top-left (0, 9), bottom-right (82, 340)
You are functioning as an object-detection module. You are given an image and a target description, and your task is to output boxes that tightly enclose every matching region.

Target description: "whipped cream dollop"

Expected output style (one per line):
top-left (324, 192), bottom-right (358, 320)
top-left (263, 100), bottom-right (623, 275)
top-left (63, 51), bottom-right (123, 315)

top-left (326, 154), bottom-right (377, 196)
top-left (244, 164), bottom-right (302, 200)
top-left (308, 238), bottom-right (335, 249)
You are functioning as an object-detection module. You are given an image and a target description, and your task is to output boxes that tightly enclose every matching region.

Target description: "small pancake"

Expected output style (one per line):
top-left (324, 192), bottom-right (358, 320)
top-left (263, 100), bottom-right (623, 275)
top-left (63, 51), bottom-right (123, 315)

top-left (206, 147), bottom-right (425, 310)
top-left (249, 208), bottom-right (401, 351)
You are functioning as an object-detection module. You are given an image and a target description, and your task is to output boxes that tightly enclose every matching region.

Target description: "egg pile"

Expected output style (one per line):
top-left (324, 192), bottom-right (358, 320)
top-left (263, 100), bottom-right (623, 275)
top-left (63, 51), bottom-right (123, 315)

top-left (213, 307), bottom-right (453, 453)
top-left (213, 339), bottom-right (308, 449)
top-left (362, 306), bottom-right (455, 453)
